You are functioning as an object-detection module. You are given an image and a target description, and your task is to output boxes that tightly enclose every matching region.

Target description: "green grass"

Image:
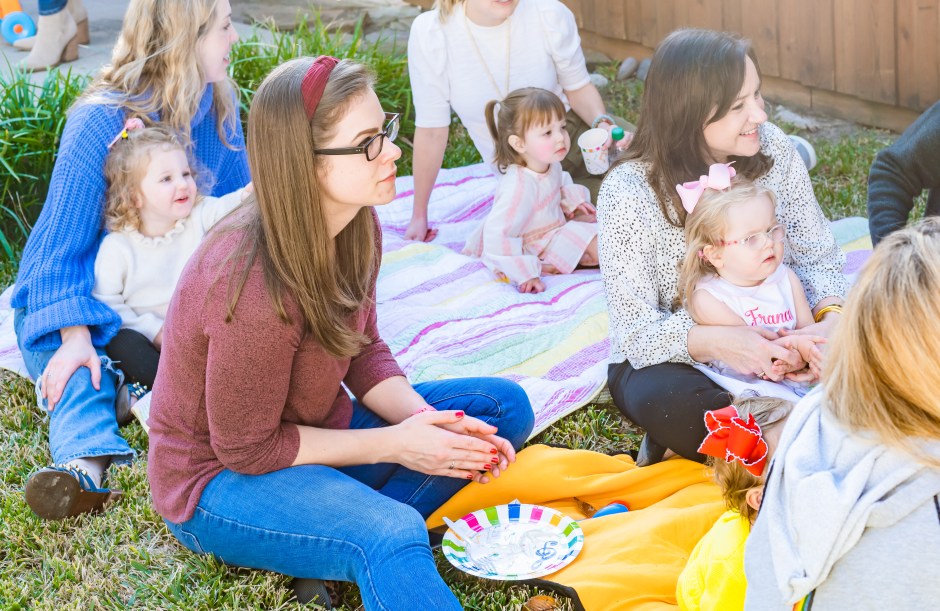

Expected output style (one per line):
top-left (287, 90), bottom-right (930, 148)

top-left (0, 18), bottom-right (915, 611)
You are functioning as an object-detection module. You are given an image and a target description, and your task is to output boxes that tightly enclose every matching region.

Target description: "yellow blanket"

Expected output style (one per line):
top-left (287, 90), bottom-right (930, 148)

top-left (428, 445), bottom-right (724, 611)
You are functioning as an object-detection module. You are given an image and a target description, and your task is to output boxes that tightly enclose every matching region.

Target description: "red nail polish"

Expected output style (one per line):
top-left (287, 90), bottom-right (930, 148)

top-left (490, 448), bottom-right (498, 454)
top-left (484, 464), bottom-right (492, 471)
top-left (466, 474), bottom-right (473, 479)
top-left (491, 457), bottom-right (498, 464)
top-left (455, 411), bottom-right (464, 418)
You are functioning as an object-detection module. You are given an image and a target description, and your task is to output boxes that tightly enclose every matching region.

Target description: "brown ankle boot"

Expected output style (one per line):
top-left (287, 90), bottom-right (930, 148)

top-left (18, 10), bottom-right (79, 73)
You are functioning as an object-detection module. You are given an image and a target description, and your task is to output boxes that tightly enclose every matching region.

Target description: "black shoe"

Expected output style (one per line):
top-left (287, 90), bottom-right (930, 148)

top-left (24, 464), bottom-right (122, 520)
top-left (291, 578), bottom-right (332, 609)
top-left (115, 382), bottom-right (148, 426)
top-left (635, 433), bottom-right (667, 467)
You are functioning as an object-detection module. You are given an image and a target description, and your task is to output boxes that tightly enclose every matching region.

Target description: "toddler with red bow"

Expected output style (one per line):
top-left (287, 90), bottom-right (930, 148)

top-left (676, 397), bottom-right (794, 611)
top-left (675, 163), bottom-right (824, 398)
top-left (91, 119), bottom-right (249, 416)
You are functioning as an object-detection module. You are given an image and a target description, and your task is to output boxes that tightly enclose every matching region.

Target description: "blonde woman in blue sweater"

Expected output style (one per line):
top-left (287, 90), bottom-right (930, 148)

top-left (11, 0), bottom-right (249, 521)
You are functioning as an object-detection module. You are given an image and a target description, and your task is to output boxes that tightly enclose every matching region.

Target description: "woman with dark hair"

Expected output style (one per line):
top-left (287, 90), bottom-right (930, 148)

top-left (597, 29), bottom-right (847, 465)
top-left (147, 56), bottom-right (534, 610)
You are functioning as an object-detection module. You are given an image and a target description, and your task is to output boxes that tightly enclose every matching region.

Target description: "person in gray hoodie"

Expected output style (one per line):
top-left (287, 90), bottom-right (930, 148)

top-left (744, 218), bottom-right (940, 610)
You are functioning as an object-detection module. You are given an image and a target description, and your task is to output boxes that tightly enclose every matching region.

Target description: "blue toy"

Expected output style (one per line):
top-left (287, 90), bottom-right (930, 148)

top-left (0, 2), bottom-right (36, 45)
top-left (591, 501), bottom-right (630, 518)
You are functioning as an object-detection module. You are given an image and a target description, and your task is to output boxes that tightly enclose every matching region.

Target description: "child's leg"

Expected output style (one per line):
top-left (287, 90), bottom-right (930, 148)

top-left (579, 236), bottom-right (599, 268)
top-left (106, 329), bottom-right (160, 389)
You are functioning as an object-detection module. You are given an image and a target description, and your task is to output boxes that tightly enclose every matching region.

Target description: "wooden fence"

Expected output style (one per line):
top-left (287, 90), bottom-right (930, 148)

top-left (406, 0), bottom-right (940, 131)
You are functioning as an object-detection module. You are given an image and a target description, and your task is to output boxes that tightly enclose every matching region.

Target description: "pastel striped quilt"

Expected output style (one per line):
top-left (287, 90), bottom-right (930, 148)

top-left (0, 164), bottom-right (876, 437)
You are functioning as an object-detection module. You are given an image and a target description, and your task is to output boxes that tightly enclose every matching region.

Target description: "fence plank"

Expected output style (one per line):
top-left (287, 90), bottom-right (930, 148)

top-left (778, 0), bottom-right (834, 90)
top-left (682, 0), bottom-right (725, 31)
top-left (739, 0), bottom-right (780, 77)
top-left (624, 0), bottom-right (643, 42)
top-left (597, 0), bottom-right (627, 39)
top-left (834, 0), bottom-right (897, 105)
top-left (722, 0), bottom-right (744, 37)
top-left (640, 0), bottom-right (659, 47)
top-left (897, 0), bottom-right (940, 110)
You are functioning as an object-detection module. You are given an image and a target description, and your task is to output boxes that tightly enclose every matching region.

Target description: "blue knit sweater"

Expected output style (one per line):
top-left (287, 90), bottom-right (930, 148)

top-left (13, 84), bottom-right (251, 352)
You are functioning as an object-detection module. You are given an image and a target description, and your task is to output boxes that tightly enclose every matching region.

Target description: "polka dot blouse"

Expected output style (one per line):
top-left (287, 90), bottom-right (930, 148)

top-left (597, 122), bottom-right (848, 369)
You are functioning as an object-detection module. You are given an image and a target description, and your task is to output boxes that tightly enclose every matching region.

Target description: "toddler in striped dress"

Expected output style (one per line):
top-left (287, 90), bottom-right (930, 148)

top-left (464, 88), bottom-right (598, 294)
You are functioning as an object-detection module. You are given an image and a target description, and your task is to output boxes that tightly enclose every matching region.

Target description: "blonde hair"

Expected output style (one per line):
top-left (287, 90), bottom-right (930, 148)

top-left (711, 395), bottom-right (794, 523)
top-left (485, 87), bottom-right (566, 174)
top-left (103, 123), bottom-right (200, 231)
top-left (825, 218), bottom-right (940, 467)
top-left (434, 0), bottom-right (464, 19)
top-left (221, 57), bottom-right (378, 359)
top-left (676, 177), bottom-right (778, 317)
top-left (80, 0), bottom-right (238, 146)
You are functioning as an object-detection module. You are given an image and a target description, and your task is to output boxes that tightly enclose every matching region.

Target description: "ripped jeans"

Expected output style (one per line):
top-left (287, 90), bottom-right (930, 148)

top-left (14, 309), bottom-right (134, 466)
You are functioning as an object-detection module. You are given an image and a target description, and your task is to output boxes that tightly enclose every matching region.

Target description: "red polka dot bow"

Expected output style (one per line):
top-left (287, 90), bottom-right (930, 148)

top-left (698, 405), bottom-right (768, 476)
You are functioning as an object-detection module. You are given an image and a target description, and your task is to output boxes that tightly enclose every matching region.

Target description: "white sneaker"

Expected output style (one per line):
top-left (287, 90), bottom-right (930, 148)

top-left (788, 134), bottom-right (817, 172)
top-left (130, 392), bottom-right (152, 434)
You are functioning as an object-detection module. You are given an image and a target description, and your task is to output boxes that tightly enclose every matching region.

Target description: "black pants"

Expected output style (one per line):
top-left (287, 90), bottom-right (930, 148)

top-left (607, 360), bottom-right (733, 462)
top-left (106, 328), bottom-right (160, 389)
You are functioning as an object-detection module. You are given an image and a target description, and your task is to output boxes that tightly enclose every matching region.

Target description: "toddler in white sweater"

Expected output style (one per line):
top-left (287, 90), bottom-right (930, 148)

top-left (92, 119), bottom-right (247, 413)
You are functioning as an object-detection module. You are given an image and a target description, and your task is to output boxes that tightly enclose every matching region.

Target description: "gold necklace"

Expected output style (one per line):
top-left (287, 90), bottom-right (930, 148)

top-left (462, 4), bottom-right (511, 99)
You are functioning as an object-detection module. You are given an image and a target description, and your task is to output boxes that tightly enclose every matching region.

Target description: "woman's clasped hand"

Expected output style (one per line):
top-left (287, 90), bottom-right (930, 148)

top-left (395, 409), bottom-right (517, 483)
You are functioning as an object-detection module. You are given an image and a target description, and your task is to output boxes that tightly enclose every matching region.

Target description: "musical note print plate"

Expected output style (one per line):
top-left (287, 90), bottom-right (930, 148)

top-left (441, 500), bottom-right (584, 580)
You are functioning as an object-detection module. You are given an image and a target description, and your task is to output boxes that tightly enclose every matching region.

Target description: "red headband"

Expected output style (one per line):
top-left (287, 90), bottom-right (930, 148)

top-left (301, 56), bottom-right (339, 119)
top-left (698, 406), bottom-right (768, 477)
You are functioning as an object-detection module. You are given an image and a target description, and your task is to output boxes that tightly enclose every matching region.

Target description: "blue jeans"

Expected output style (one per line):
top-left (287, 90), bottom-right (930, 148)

top-left (39, 0), bottom-right (68, 15)
top-left (14, 309), bottom-right (134, 466)
top-left (164, 377), bottom-right (534, 611)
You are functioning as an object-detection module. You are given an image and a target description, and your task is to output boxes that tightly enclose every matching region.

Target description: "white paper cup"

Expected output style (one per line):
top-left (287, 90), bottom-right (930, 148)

top-left (577, 128), bottom-right (610, 175)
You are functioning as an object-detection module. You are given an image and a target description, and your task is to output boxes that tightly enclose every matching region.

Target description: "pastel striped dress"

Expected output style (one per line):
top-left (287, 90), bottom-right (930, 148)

top-left (464, 162), bottom-right (598, 284)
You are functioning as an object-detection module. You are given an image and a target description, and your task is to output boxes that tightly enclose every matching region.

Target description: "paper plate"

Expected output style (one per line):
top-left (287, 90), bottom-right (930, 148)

top-left (441, 501), bottom-right (584, 580)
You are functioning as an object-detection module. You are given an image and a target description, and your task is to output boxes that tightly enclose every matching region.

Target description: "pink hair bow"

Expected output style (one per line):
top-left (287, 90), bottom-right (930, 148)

top-left (697, 405), bottom-right (768, 476)
top-left (107, 117), bottom-right (146, 149)
top-left (676, 162), bottom-right (736, 215)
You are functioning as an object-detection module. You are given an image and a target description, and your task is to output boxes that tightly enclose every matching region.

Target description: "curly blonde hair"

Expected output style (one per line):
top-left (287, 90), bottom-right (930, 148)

top-left (80, 0), bottom-right (238, 146)
top-left (104, 124), bottom-right (198, 231)
top-left (710, 395), bottom-right (793, 523)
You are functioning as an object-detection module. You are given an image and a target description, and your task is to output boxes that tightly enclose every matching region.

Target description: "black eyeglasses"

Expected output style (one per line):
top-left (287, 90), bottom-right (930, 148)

top-left (314, 113), bottom-right (400, 162)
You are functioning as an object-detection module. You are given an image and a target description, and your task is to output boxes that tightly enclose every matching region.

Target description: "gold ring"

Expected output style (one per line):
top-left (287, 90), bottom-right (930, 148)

top-left (757, 371), bottom-right (768, 380)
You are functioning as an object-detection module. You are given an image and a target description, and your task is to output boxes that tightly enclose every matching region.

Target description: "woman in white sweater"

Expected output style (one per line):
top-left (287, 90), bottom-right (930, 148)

top-left (597, 29), bottom-right (847, 465)
top-left (745, 219), bottom-right (940, 610)
top-left (406, 0), bottom-right (628, 241)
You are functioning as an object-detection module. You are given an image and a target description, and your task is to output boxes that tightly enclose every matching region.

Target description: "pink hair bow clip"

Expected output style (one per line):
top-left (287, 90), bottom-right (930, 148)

top-left (676, 162), bottom-right (737, 215)
top-left (107, 117), bottom-right (146, 150)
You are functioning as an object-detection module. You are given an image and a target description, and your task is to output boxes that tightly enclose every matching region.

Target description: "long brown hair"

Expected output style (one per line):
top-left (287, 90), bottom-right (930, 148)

top-left (485, 87), bottom-right (566, 174)
top-left (80, 0), bottom-right (238, 147)
top-left (825, 218), bottom-right (940, 467)
top-left (621, 29), bottom-right (773, 227)
top-left (222, 58), bottom-right (377, 359)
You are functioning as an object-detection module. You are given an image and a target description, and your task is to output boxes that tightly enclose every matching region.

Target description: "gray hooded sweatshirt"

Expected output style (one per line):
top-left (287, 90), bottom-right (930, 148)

top-left (744, 386), bottom-right (940, 610)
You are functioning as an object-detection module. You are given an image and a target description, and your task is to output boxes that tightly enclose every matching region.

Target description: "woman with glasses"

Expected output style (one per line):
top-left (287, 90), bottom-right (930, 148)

top-left (596, 30), bottom-right (847, 466)
top-left (146, 56), bottom-right (533, 610)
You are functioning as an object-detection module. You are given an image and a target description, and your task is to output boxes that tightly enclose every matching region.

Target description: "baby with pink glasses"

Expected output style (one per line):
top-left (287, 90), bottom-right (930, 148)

top-left (675, 163), bottom-right (824, 397)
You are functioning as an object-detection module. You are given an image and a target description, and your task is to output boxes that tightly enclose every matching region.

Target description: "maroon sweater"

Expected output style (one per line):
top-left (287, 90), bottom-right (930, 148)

top-left (148, 216), bottom-right (403, 523)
